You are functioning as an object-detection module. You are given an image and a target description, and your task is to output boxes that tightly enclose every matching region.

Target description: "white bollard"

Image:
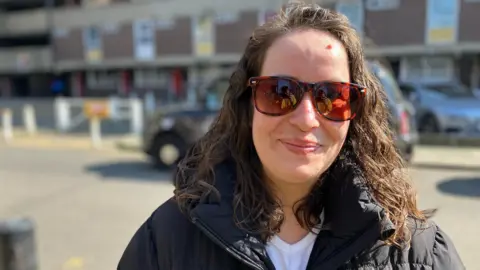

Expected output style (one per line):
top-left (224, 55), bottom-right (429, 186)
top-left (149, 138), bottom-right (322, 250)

top-left (2, 109), bottom-right (14, 143)
top-left (130, 98), bottom-right (144, 135)
top-left (22, 104), bottom-right (37, 136)
top-left (54, 97), bottom-right (71, 132)
top-left (89, 117), bottom-right (102, 149)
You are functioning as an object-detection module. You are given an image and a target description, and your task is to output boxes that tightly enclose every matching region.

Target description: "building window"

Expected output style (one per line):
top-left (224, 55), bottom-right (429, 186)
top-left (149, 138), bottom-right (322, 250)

top-left (86, 71), bottom-right (118, 90)
top-left (400, 56), bottom-right (455, 83)
top-left (133, 69), bottom-right (169, 89)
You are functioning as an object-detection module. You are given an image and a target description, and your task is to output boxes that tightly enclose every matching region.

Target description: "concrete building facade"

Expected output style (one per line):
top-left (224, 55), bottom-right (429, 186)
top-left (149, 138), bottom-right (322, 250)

top-left (0, 0), bottom-right (479, 100)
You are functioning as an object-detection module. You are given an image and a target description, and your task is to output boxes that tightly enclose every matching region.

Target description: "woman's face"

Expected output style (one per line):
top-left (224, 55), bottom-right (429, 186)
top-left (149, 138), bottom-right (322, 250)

top-left (252, 29), bottom-right (351, 187)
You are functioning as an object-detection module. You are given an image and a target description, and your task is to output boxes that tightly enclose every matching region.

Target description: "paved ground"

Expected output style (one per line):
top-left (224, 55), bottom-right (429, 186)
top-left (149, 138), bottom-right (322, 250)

top-left (0, 148), bottom-right (171, 270)
top-left (0, 129), bottom-right (135, 151)
top-left (0, 146), bottom-right (479, 270)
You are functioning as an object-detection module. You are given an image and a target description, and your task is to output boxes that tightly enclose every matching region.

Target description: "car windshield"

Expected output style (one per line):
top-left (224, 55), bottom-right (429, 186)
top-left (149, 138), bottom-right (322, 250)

top-left (423, 83), bottom-right (474, 98)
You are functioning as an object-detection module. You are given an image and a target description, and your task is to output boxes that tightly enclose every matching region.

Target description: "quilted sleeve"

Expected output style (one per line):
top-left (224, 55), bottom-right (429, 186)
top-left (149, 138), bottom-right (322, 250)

top-left (432, 225), bottom-right (465, 270)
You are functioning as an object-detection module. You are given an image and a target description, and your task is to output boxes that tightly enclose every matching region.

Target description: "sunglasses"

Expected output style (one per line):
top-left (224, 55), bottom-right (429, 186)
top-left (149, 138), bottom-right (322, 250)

top-left (248, 76), bottom-right (367, 122)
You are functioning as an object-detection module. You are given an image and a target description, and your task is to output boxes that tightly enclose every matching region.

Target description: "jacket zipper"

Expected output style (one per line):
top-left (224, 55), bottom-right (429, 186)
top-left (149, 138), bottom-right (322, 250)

top-left (192, 217), bottom-right (267, 270)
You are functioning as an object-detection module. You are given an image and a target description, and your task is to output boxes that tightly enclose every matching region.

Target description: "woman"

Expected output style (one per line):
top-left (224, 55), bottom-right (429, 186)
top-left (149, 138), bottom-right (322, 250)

top-left (118, 3), bottom-right (464, 270)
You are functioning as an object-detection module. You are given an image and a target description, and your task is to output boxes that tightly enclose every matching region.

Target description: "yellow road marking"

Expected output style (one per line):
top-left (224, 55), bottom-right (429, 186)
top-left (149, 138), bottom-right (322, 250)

top-left (62, 257), bottom-right (85, 270)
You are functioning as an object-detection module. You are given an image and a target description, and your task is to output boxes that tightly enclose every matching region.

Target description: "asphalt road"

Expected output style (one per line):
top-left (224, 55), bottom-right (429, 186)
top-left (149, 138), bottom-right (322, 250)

top-left (0, 147), bottom-right (479, 270)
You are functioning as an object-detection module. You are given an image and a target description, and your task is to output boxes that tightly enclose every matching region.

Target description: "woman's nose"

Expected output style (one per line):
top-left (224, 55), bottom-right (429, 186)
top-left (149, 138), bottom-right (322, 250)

top-left (289, 93), bottom-right (320, 131)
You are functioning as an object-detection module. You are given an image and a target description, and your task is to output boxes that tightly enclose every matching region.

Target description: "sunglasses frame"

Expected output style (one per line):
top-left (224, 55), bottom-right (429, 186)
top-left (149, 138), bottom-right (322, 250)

top-left (248, 76), bottom-right (367, 122)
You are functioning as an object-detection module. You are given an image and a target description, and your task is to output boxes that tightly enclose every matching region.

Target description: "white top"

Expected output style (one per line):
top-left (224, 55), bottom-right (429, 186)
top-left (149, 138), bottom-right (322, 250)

top-left (266, 231), bottom-right (317, 270)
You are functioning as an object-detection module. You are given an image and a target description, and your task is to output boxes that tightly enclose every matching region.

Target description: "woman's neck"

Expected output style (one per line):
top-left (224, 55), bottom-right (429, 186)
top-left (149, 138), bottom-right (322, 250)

top-left (272, 179), bottom-right (313, 209)
top-left (276, 207), bottom-right (311, 244)
top-left (269, 179), bottom-right (316, 244)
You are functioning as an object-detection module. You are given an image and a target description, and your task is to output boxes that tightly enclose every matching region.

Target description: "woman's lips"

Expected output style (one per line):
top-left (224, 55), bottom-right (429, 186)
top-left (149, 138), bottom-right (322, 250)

top-left (279, 139), bottom-right (322, 155)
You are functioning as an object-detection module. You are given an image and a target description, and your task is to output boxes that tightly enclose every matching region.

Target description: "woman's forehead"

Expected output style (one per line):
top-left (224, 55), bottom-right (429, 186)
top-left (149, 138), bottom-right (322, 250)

top-left (261, 30), bottom-right (350, 83)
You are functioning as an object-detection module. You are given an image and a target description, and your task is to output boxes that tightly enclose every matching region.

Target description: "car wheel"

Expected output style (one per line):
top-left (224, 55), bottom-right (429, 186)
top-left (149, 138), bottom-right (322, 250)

top-left (150, 133), bottom-right (186, 170)
top-left (418, 114), bottom-right (440, 134)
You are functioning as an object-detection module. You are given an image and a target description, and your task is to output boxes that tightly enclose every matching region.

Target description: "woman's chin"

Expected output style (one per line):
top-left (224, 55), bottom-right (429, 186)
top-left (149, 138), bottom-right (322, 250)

top-left (274, 165), bottom-right (323, 185)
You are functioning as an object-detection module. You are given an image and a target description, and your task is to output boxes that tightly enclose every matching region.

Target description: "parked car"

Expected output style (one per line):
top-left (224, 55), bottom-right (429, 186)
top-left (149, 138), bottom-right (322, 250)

top-left (142, 74), bottom-right (230, 169)
top-left (398, 81), bottom-right (480, 135)
top-left (473, 88), bottom-right (480, 99)
top-left (369, 61), bottom-right (418, 163)
top-left (143, 61), bottom-right (418, 169)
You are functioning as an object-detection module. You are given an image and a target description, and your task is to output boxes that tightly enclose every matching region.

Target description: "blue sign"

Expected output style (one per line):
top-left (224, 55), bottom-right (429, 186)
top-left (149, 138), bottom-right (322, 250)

top-left (425, 0), bottom-right (459, 44)
top-left (335, 0), bottom-right (364, 38)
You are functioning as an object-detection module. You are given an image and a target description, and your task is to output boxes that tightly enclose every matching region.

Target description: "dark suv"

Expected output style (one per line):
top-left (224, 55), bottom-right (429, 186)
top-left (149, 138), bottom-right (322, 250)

top-left (143, 61), bottom-right (418, 169)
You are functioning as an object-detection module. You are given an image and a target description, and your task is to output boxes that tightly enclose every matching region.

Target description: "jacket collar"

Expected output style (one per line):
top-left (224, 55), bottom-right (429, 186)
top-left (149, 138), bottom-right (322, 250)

top-left (189, 158), bottom-right (395, 270)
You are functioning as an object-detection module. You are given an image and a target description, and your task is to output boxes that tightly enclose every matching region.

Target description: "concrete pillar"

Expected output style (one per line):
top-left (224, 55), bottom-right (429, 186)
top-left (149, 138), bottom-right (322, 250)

top-left (118, 70), bottom-right (131, 96)
top-left (70, 72), bottom-right (84, 97)
top-left (187, 66), bottom-right (200, 104)
top-left (0, 77), bottom-right (12, 98)
top-left (0, 12), bottom-right (5, 33)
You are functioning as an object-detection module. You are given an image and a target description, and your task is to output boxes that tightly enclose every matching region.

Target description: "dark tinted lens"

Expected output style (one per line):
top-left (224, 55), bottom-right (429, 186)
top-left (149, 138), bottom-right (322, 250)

top-left (315, 83), bottom-right (360, 121)
top-left (254, 78), bottom-right (301, 115)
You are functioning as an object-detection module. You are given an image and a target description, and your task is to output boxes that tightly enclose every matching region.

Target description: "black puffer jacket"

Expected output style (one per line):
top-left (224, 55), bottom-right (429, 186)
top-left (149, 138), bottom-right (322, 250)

top-left (118, 160), bottom-right (465, 270)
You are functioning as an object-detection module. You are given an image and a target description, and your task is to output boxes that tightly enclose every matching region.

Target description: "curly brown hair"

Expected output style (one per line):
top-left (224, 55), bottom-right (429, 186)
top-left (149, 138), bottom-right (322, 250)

top-left (174, 2), bottom-right (428, 247)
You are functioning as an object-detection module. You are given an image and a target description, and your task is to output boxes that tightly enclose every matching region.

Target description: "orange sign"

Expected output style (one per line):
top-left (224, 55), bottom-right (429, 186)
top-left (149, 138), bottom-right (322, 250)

top-left (83, 101), bottom-right (110, 119)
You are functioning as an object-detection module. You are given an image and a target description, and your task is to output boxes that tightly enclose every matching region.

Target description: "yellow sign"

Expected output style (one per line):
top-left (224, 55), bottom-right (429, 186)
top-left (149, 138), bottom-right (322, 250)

top-left (425, 0), bottom-right (458, 44)
top-left (196, 43), bottom-right (213, 56)
top-left (83, 26), bottom-right (103, 62)
top-left (428, 28), bottom-right (454, 44)
top-left (194, 14), bottom-right (214, 57)
top-left (86, 49), bottom-right (103, 62)
top-left (83, 100), bottom-right (110, 119)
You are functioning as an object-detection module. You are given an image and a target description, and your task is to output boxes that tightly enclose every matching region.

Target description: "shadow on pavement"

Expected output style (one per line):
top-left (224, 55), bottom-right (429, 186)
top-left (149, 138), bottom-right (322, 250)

top-left (411, 162), bottom-right (480, 173)
top-left (437, 177), bottom-right (480, 198)
top-left (84, 160), bottom-right (173, 183)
